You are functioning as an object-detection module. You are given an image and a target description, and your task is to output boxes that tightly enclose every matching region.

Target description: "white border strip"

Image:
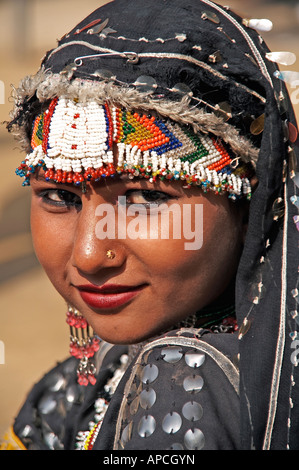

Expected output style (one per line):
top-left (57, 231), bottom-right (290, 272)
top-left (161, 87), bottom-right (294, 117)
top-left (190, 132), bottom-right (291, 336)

top-left (262, 182), bottom-right (288, 449)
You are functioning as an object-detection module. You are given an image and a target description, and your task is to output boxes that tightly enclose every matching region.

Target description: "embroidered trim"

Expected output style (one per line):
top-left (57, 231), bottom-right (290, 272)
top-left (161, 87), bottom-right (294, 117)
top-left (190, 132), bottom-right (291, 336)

top-left (46, 42), bottom-right (266, 104)
top-left (200, 0), bottom-right (273, 87)
top-left (9, 70), bottom-right (260, 166)
top-left (262, 181), bottom-right (288, 449)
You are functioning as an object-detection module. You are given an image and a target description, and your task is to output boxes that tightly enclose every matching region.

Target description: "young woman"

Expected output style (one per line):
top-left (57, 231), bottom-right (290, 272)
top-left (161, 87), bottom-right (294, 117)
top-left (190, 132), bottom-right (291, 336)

top-left (2, 0), bottom-right (298, 450)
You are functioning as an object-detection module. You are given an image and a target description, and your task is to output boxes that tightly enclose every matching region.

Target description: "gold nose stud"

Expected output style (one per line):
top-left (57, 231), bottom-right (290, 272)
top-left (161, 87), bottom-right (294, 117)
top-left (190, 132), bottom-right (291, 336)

top-left (106, 250), bottom-right (115, 260)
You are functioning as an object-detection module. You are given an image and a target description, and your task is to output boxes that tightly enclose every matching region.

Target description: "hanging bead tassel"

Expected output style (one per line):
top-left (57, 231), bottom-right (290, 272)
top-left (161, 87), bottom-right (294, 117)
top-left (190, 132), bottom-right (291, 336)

top-left (66, 305), bottom-right (100, 386)
top-left (242, 18), bottom-right (273, 32)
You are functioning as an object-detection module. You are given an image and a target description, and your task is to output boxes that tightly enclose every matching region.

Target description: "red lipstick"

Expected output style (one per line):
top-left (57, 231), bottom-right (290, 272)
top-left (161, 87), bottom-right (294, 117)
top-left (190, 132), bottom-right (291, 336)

top-left (75, 283), bottom-right (146, 310)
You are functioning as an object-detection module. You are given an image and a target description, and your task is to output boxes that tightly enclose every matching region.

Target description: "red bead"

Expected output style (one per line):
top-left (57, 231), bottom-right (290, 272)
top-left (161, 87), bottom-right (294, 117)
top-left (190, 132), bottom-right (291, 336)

top-left (78, 374), bottom-right (89, 386)
top-left (88, 374), bottom-right (97, 385)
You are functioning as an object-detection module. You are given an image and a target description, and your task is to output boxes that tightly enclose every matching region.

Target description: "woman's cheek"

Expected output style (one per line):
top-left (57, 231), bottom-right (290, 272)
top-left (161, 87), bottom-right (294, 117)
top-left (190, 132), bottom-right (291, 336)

top-left (30, 205), bottom-right (73, 280)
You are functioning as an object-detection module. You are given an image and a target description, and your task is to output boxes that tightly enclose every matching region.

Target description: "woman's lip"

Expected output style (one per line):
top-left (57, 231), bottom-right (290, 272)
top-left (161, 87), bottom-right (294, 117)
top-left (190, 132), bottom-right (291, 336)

top-left (75, 284), bottom-right (146, 309)
top-left (75, 283), bottom-right (146, 293)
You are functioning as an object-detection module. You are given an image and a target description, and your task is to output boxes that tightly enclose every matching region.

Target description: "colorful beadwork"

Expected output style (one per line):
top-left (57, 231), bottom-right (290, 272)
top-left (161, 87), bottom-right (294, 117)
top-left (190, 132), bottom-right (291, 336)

top-left (16, 97), bottom-right (252, 199)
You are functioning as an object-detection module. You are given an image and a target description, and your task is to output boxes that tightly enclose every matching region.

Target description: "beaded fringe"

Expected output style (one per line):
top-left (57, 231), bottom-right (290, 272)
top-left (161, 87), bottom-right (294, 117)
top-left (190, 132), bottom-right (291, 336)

top-left (16, 96), bottom-right (252, 199)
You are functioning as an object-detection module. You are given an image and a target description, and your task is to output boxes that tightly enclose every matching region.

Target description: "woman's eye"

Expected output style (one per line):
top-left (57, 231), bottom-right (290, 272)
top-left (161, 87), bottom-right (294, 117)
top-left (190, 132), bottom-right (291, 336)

top-left (39, 189), bottom-right (82, 208)
top-left (125, 189), bottom-right (173, 206)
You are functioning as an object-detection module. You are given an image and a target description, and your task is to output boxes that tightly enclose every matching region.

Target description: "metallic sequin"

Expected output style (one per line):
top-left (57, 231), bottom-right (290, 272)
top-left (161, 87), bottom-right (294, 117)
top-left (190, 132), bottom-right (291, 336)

top-left (121, 421), bottom-right (133, 445)
top-left (249, 281), bottom-right (265, 304)
top-left (275, 91), bottom-right (288, 115)
top-left (250, 114), bottom-right (265, 135)
top-left (182, 401), bottom-right (203, 421)
top-left (129, 395), bottom-right (140, 415)
top-left (124, 376), bottom-right (139, 398)
top-left (290, 331), bottom-right (297, 341)
top-left (44, 432), bottom-right (64, 450)
top-left (60, 63), bottom-right (77, 79)
top-left (19, 424), bottom-right (33, 438)
top-left (291, 310), bottom-right (298, 321)
top-left (293, 172), bottom-right (299, 189)
top-left (171, 83), bottom-right (193, 96)
top-left (37, 394), bottom-right (57, 415)
top-left (266, 52), bottom-right (296, 66)
top-left (201, 11), bottom-right (220, 24)
top-left (65, 384), bottom-right (80, 404)
top-left (292, 289), bottom-right (299, 303)
top-left (209, 50), bottom-right (222, 63)
top-left (291, 196), bottom-right (299, 209)
top-left (161, 346), bottom-right (183, 363)
top-left (185, 352), bottom-right (205, 368)
top-left (243, 18), bottom-right (273, 32)
top-left (134, 75), bottom-right (157, 93)
top-left (162, 412), bottom-right (182, 434)
top-left (272, 197), bottom-right (285, 221)
top-left (215, 101), bottom-right (232, 121)
top-left (288, 122), bottom-right (298, 144)
top-left (184, 428), bottom-right (205, 450)
top-left (88, 18), bottom-right (109, 34)
top-left (289, 149), bottom-right (298, 176)
top-left (283, 120), bottom-right (290, 142)
top-left (141, 363), bottom-right (159, 384)
top-left (45, 372), bottom-right (66, 392)
top-left (183, 375), bottom-right (204, 393)
top-left (137, 415), bottom-right (156, 437)
top-left (274, 70), bottom-right (299, 86)
top-left (139, 387), bottom-right (157, 409)
top-left (168, 443), bottom-right (184, 450)
top-left (93, 69), bottom-right (115, 80)
top-left (238, 318), bottom-right (252, 339)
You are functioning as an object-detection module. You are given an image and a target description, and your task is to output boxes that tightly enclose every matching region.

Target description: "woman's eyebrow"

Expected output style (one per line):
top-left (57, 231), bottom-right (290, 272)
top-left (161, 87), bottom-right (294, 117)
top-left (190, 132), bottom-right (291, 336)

top-left (31, 173), bottom-right (70, 186)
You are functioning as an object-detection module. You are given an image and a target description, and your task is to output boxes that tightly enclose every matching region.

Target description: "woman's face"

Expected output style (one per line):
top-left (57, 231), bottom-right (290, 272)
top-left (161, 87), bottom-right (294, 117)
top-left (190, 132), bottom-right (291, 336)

top-left (30, 170), bottom-right (246, 344)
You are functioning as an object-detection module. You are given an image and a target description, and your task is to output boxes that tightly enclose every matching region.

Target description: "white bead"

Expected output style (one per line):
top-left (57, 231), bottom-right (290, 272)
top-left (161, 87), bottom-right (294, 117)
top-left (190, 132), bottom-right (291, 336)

top-left (246, 18), bottom-right (273, 32)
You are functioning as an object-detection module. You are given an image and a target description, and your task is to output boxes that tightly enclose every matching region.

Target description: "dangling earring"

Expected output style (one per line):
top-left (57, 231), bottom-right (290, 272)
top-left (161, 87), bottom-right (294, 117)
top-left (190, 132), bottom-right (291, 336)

top-left (66, 305), bottom-right (100, 386)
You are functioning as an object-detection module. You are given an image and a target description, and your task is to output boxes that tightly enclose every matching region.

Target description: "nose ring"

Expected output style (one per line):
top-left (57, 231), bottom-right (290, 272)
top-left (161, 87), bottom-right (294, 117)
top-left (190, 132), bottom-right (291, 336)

top-left (106, 250), bottom-right (115, 259)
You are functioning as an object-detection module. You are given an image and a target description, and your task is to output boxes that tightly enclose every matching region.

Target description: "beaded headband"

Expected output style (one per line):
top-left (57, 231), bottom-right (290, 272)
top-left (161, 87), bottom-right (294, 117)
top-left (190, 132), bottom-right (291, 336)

top-left (16, 96), bottom-right (252, 199)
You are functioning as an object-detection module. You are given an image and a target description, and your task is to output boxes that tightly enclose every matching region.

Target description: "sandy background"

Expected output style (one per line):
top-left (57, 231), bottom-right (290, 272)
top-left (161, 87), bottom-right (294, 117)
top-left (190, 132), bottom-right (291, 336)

top-left (0, 0), bottom-right (298, 437)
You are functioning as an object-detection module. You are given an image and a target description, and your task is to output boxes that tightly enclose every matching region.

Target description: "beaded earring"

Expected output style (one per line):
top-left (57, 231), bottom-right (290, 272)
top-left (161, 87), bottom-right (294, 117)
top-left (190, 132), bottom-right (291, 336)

top-left (66, 305), bottom-right (100, 386)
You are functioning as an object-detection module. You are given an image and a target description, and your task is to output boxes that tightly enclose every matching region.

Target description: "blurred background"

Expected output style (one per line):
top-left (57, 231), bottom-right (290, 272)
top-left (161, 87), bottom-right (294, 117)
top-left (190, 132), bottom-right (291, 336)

top-left (0, 0), bottom-right (298, 438)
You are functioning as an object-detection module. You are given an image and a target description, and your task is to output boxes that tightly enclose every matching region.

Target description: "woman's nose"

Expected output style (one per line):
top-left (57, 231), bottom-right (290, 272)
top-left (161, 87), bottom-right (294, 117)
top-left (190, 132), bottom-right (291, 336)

top-left (70, 202), bottom-right (126, 275)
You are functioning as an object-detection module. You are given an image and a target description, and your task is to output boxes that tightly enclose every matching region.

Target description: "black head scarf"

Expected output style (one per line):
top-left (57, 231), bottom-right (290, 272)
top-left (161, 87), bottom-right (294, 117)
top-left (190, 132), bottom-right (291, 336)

top-left (8, 0), bottom-right (299, 450)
